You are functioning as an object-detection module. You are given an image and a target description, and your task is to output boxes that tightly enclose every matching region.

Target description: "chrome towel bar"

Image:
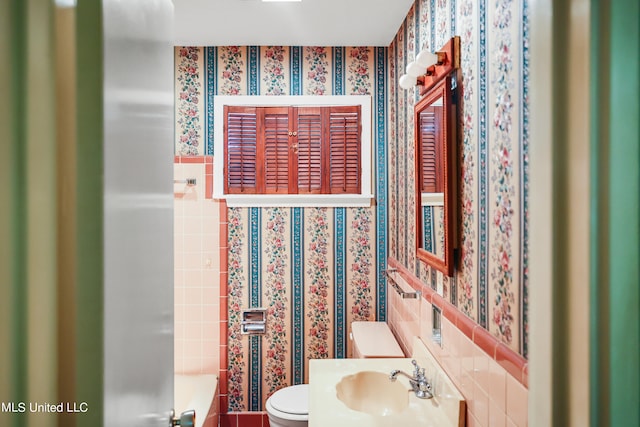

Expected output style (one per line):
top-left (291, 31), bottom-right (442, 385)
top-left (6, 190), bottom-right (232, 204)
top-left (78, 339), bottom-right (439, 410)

top-left (384, 268), bottom-right (421, 299)
top-left (174, 178), bottom-right (196, 185)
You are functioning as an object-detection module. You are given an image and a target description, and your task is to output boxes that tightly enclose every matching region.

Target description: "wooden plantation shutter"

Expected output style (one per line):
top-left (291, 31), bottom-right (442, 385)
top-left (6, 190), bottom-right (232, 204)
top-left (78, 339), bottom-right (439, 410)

top-left (225, 106), bottom-right (258, 193)
top-left (262, 107), bottom-right (291, 194)
top-left (295, 107), bottom-right (323, 194)
top-left (223, 104), bottom-right (362, 195)
top-left (418, 106), bottom-right (443, 193)
top-left (328, 106), bottom-right (361, 194)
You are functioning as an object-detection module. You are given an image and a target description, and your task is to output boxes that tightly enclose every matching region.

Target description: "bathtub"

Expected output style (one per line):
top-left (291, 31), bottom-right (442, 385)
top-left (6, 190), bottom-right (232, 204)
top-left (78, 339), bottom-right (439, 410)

top-left (174, 374), bottom-right (219, 427)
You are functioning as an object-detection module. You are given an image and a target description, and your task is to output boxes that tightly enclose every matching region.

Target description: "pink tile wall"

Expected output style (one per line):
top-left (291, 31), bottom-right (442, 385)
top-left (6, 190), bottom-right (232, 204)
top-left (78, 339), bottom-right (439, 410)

top-left (387, 258), bottom-right (529, 427)
top-left (174, 156), bottom-right (221, 374)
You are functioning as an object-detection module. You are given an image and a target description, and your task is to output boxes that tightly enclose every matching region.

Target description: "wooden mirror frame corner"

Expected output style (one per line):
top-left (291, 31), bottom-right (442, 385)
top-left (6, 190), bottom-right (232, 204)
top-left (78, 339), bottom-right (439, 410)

top-left (414, 36), bottom-right (459, 277)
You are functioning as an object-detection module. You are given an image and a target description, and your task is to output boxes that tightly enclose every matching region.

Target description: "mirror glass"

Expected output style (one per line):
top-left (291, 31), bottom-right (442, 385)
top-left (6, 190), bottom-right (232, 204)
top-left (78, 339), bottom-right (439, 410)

top-left (415, 75), bottom-right (455, 276)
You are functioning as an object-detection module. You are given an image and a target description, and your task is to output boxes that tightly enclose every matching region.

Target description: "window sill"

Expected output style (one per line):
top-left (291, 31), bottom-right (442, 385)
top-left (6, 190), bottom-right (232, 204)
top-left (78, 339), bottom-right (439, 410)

top-left (216, 194), bottom-right (375, 208)
top-left (420, 192), bottom-right (444, 206)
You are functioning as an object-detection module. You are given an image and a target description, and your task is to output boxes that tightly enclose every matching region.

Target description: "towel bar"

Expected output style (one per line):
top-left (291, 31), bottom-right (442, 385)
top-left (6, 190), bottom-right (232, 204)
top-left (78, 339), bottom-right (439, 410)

top-left (384, 268), bottom-right (421, 299)
top-left (174, 178), bottom-right (197, 185)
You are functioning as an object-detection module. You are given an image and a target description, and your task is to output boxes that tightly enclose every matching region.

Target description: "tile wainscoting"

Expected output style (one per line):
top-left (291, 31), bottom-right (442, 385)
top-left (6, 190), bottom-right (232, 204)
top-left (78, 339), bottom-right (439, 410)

top-left (387, 257), bottom-right (528, 427)
top-left (174, 156), bottom-right (220, 375)
top-left (220, 412), bottom-right (269, 427)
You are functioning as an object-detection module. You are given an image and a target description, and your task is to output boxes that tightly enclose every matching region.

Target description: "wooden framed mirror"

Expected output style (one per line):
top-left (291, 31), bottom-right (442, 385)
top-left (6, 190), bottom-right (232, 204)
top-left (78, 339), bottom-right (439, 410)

top-left (414, 37), bottom-right (459, 277)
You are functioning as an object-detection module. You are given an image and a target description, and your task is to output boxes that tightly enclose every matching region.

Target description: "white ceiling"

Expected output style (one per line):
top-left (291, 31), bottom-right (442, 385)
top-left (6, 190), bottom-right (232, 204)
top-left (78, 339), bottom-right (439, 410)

top-left (174, 0), bottom-right (415, 47)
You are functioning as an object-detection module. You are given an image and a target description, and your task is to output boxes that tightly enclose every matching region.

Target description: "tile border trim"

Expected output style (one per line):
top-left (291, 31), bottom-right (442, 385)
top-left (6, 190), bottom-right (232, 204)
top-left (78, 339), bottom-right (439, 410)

top-left (387, 256), bottom-right (528, 387)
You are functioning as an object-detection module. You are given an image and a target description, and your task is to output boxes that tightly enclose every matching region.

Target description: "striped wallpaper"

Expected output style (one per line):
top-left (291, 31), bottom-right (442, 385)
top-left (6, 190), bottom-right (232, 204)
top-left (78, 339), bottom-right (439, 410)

top-left (175, 45), bottom-right (388, 411)
top-left (174, 0), bottom-right (531, 413)
top-left (388, 0), bottom-right (530, 357)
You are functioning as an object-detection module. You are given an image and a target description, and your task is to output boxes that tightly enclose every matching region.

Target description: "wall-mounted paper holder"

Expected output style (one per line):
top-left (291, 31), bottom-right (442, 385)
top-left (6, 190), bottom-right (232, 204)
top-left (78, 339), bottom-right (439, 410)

top-left (241, 308), bottom-right (266, 335)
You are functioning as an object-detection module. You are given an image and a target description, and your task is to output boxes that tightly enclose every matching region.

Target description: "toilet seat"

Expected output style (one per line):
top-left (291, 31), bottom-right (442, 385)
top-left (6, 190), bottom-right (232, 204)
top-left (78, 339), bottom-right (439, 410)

top-left (266, 384), bottom-right (309, 421)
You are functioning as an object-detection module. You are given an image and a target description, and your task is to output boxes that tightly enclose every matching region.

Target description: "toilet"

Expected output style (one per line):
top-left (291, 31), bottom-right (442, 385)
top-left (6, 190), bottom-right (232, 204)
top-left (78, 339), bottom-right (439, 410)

top-left (350, 321), bottom-right (405, 358)
top-left (265, 321), bottom-right (404, 426)
top-left (265, 383), bottom-right (309, 427)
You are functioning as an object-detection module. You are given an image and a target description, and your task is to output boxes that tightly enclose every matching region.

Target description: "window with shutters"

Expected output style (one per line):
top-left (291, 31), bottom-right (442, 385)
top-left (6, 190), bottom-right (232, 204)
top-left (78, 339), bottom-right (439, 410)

top-left (418, 104), bottom-right (443, 193)
top-left (214, 96), bottom-right (373, 207)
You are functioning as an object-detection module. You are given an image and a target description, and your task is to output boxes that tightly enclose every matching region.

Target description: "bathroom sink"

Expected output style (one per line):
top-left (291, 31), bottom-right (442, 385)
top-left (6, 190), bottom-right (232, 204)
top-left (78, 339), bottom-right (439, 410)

top-left (335, 370), bottom-right (409, 416)
top-left (310, 342), bottom-right (466, 427)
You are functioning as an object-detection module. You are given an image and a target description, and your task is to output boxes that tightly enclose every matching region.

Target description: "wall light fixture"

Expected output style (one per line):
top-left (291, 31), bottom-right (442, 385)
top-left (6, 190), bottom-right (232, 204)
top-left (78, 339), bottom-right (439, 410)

top-left (399, 50), bottom-right (447, 90)
top-left (398, 37), bottom-right (460, 93)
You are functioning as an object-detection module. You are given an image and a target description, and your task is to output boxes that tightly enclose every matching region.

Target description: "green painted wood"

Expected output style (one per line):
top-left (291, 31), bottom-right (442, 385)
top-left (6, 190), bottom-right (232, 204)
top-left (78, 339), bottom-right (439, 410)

top-left (0, 2), bottom-right (30, 426)
top-left (75, 2), bottom-right (104, 426)
top-left (591, 0), bottom-right (640, 426)
top-left (608, 0), bottom-right (640, 425)
top-left (590, 1), bottom-right (609, 424)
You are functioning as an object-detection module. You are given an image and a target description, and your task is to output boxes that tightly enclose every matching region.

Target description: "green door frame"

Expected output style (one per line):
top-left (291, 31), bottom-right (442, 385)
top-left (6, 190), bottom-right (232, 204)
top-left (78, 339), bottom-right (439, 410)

top-left (590, 1), bottom-right (640, 426)
top-left (0, 1), bottom-right (104, 426)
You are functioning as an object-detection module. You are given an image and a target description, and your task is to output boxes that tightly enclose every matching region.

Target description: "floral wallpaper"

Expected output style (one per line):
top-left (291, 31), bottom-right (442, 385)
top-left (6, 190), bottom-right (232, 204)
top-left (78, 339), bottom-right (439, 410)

top-left (262, 208), bottom-right (290, 397)
top-left (388, 0), bottom-right (529, 357)
top-left (305, 208), bottom-right (331, 360)
top-left (173, 0), bottom-right (531, 413)
top-left (175, 47), bottom-right (203, 156)
top-left (219, 46), bottom-right (244, 96)
top-left (348, 208), bottom-right (374, 321)
top-left (226, 208), bottom-right (247, 412)
top-left (347, 47), bottom-right (372, 95)
top-left (226, 206), bottom-right (377, 411)
top-left (262, 46), bottom-right (288, 95)
top-left (304, 47), bottom-right (330, 95)
top-left (489, 0), bottom-right (518, 347)
top-left (174, 45), bottom-right (388, 411)
top-left (458, 0), bottom-right (478, 322)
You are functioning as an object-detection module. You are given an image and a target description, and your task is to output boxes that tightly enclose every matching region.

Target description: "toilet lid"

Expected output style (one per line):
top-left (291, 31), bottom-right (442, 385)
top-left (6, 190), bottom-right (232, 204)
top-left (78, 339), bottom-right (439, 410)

top-left (270, 384), bottom-right (309, 415)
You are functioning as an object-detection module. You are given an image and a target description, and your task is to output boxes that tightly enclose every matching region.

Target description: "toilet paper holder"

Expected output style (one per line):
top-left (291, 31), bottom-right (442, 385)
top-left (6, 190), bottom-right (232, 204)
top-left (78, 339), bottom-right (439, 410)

top-left (241, 308), bottom-right (267, 335)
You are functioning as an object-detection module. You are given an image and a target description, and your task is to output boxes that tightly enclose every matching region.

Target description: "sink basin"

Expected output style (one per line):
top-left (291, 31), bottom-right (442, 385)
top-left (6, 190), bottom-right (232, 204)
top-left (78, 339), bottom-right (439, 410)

top-left (335, 371), bottom-right (409, 416)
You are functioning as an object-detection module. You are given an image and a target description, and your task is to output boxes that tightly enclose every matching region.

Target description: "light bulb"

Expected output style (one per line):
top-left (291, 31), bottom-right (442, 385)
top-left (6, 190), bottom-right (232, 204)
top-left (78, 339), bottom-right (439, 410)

top-left (399, 74), bottom-right (417, 90)
top-left (405, 61), bottom-right (424, 78)
top-left (416, 50), bottom-right (438, 68)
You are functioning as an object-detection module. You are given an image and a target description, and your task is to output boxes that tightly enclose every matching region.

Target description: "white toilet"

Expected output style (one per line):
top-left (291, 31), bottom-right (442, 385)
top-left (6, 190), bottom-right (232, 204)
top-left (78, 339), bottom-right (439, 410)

top-left (265, 383), bottom-right (309, 427)
top-left (265, 321), bottom-right (404, 427)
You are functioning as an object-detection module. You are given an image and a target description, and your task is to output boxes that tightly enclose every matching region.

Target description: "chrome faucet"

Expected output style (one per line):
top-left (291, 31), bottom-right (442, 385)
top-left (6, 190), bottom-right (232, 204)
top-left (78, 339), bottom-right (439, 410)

top-left (389, 359), bottom-right (433, 399)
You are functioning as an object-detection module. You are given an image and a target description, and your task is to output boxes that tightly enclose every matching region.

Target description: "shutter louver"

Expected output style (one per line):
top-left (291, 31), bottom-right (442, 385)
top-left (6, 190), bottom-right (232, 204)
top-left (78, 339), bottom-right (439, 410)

top-left (328, 106), bottom-right (361, 194)
top-left (224, 104), bottom-right (363, 197)
top-left (263, 108), bottom-right (291, 194)
top-left (419, 106), bottom-right (443, 193)
top-left (296, 108), bottom-right (323, 193)
top-left (225, 106), bottom-right (258, 193)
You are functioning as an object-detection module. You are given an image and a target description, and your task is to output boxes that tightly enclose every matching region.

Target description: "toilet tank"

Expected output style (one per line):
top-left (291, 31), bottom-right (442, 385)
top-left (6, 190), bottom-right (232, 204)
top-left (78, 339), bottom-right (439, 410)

top-left (350, 322), bottom-right (405, 358)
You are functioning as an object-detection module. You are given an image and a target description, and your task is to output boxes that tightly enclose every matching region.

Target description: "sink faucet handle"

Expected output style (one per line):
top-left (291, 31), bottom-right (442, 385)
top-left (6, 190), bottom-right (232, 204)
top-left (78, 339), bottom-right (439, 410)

top-left (411, 359), bottom-right (422, 377)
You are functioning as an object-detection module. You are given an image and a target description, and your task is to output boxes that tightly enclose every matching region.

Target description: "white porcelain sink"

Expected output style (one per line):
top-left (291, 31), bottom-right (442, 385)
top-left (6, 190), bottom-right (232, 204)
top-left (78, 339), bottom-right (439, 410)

top-left (335, 371), bottom-right (409, 416)
top-left (309, 338), bottom-right (466, 427)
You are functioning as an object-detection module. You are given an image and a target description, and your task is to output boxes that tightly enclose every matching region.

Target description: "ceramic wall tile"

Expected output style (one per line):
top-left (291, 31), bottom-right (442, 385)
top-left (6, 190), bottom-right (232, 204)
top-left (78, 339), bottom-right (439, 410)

top-left (474, 346), bottom-right (491, 394)
top-left (489, 398), bottom-right (508, 427)
top-left (387, 278), bottom-right (528, 426)
top-left (472, 380), bottom-right (490, 427)
top-left (489, 357), bottom-right (508, 411)
top-left (174, 158), bottom-right (220, 375)
top-left (506, 371), bottom-right (528, 426)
